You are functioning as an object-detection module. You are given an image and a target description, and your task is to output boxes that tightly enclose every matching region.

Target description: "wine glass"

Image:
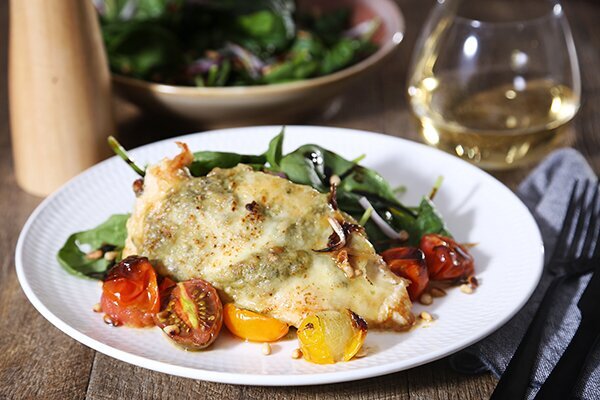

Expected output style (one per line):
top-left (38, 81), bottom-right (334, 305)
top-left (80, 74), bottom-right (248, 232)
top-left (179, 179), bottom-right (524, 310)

top-left (407, 0), bottom-right (580, 169)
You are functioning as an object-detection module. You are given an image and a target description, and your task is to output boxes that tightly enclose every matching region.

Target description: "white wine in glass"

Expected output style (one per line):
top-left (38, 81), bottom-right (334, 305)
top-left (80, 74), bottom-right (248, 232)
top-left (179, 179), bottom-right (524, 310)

top-left (408, 0), bottom-right (580, 170)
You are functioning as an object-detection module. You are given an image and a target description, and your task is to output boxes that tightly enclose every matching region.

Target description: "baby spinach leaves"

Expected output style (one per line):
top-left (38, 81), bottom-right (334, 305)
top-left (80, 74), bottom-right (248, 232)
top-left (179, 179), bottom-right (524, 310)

top-left (389, 197), bottom-right (452, 247)
top-left (96, 0), bottom-right (378, 86)
top-left (189, 128), bottom-right (285, 177)
top-left (189, 152), bottom-right (267, 176)
top-left (57, 214), bottom-right (130, 279)
top-left (265, 131), bottom-right (285, 170)
top-left (260, 130), bottom-right (452, 249)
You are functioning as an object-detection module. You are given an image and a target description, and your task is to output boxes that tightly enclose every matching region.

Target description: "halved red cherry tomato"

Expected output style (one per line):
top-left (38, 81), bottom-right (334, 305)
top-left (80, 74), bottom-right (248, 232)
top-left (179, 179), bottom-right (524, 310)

top-left (101, 256), bottom-right (160, 327)
top-left (157, 276), bottom-right (177, 302)
top-left (419, 234), bottom-right (474, 281)
top-left (381, 247), bottom-right (429, 301)
top-left (154, 279), bottom-right (223, 350)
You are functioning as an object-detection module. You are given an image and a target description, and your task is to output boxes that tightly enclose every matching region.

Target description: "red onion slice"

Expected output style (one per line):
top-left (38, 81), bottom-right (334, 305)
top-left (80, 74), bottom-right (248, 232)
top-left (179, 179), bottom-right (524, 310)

top-left (358, 197), bottom-right (403, 240)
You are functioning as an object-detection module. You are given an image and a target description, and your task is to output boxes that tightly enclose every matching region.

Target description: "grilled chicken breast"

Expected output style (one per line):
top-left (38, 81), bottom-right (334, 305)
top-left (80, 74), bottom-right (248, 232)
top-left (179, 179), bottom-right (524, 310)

top-left (124, 144), bottom-right (413, 330)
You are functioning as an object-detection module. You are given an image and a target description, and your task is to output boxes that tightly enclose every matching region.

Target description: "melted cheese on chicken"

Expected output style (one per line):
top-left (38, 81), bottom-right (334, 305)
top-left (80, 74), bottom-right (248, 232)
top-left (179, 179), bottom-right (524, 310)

top-left (124, 144), bottom-right (414, 330)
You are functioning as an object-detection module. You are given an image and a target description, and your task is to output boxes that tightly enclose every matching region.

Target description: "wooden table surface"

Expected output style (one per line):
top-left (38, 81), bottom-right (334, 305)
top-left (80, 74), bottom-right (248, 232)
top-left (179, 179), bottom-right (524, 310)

top-left (2, 1), bottom-right (599, 399)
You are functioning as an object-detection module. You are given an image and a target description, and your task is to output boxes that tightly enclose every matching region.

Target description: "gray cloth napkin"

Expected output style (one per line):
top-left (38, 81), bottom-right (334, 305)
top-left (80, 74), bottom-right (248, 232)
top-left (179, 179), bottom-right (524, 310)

top-left (449, 148), bottom-right (599, 400)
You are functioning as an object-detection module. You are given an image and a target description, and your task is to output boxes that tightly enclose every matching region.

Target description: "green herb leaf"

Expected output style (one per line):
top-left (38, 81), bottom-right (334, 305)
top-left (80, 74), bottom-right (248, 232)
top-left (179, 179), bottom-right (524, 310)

top-left (390, 197), bottom-right (452, 246)
top-left (57, 214), bottom-right (130, 279)
top-left (298, 8), bottom-right (350, 46)
top-left (275, 137), bottom-right (452, 249)
top-left (414, 197), bottom-right (452, 238)
top-left (99, 0), bottom-right (379, 87)
top-left (338, 166), bottom-right (400, 206)
top-left (279, 145), bottom-right (331, 191)
top-left (278, 143), bottom-right (398, 205)
top-left (261, 32), bottom-right (324, 83)
top-left (189, 152), bottom-right (267, 177)
top-left (320, 38), bottom-right (362, 75)
top-left (104, 21), bottom-right (183, 79)
top-left (101, 0), bottom-right (182, 22)
top-left (233, 10), bottom-right (293, 57)
top-left (265, 127), bottom-right (285, 170)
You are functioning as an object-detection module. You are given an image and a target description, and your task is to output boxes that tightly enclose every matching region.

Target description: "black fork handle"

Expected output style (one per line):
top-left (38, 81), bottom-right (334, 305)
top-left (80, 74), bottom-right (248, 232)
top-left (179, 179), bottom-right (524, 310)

top-left (490, 276), bottom-right (565, 400)
top-left (533, 319), bottom-right (600, 399)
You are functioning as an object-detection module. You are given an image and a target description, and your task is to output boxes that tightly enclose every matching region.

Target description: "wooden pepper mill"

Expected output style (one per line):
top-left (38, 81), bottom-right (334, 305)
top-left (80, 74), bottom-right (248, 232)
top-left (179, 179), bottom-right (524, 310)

top-left (9, 0), bottom-right (114, 196)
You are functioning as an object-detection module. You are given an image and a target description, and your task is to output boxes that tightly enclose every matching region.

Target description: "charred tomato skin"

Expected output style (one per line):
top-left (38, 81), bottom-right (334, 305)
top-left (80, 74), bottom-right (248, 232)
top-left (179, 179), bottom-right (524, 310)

top-left (154, 278), bottom-right (223, 350)
top-left (101, 256), bottom-right (160, 327)
top-left (381, 247), bottom-right (429, 301)
top-left (419, 234), bottom-right (475, 281)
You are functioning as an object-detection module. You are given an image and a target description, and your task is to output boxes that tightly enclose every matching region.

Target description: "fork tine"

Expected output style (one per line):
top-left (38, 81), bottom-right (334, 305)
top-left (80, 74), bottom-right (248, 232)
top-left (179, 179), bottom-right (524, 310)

top-left (566, 180), bottom-right (591, 260)
top-left (551, 181), bottom-right (580, 260)
top-left (579, 181), bottom-right (600, 260)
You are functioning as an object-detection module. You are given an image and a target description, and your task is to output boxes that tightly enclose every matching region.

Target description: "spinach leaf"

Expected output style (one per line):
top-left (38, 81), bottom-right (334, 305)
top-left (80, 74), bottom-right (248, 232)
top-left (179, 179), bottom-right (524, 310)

top-left (101, 0), bottom-right (182, 22)
top-left (104, 21), bottom-right (183, 79)
top-left (134, 0), bottom-right (181, 20)
top-left (413, 197), bottom-right (452, 238)
top-left (275, 137), bottom-right (453, 248)
top-left (390, 197), bottom-right (452, 246)
top-left (298, 8), bottom-right (351, 46)
top-left (339, 166), bottom-right (400, 206)
top-left (262, 32), bottom-right (324, 83)
top-left (261, 55), bottom-right (319, 83)
top-left (189, 152), bottom-right (266, 176)
top-left (278, 145), bottom-right (334, 191)
top-left (278, 143), bottom-right (397, 204)
top-left (234, 11), bottom-right (292, 56)
top-left (57, 214), bottom-right (130, 279)
top-left (98, 0), bottom-right (377, 87)
top-left (101, 0), bottom-right (128, 22)
top-left (320, 38), bottom-right (362, 75)
top-left (198, 59), bottom-right (232, 87)
top-left (265, 128), bottom-right (285, 170)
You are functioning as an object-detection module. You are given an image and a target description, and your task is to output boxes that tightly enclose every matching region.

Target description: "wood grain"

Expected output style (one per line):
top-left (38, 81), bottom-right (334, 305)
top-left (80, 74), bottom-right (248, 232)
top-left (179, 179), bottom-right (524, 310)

top-left (1, 1), bottom-right (599, 399)
top-left (0, 6), bottom-right (96, 399)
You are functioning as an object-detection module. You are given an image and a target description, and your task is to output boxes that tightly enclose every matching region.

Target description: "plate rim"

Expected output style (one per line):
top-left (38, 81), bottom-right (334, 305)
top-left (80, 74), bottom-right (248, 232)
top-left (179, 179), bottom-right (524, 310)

top-left (15, 125), bottom-right (545, 386)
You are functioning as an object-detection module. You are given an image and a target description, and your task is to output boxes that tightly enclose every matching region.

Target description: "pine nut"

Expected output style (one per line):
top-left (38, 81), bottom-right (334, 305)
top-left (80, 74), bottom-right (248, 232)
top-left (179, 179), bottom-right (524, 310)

top-left (419, 292), bottom-right (433, 305)
top-left (292, 348), bottom-right (303, 359)
top-left (460, 284), bottom-right (473, 294)
top-left (163, 325), bottom-right (180, 336)
top-left (86, 249), bottom-right (103, 260)
top-left (262, 343), bottom-right (272, 355)
top-left (92, 303), bottom-right (102, 313)
top-left (419, 311), bottom-right (433, 322)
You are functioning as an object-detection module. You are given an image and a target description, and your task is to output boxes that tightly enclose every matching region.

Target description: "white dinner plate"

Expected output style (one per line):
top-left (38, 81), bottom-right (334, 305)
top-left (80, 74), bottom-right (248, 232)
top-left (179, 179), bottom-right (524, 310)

top-left (15, 126), bottom-right (544, 386)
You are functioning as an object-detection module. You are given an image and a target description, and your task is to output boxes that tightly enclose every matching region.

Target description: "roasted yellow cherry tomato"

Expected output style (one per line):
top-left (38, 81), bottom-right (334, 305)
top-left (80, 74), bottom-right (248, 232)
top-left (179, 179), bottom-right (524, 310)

top-left (223, 303), bottom-right (289, 342)
top-left (297, 310), bottom-right (367, 364)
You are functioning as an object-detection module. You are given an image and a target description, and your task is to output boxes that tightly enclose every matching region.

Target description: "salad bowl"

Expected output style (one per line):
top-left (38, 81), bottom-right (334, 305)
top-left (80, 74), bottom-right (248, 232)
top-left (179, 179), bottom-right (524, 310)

top-left (112, 0), bottom-right (405, 128)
